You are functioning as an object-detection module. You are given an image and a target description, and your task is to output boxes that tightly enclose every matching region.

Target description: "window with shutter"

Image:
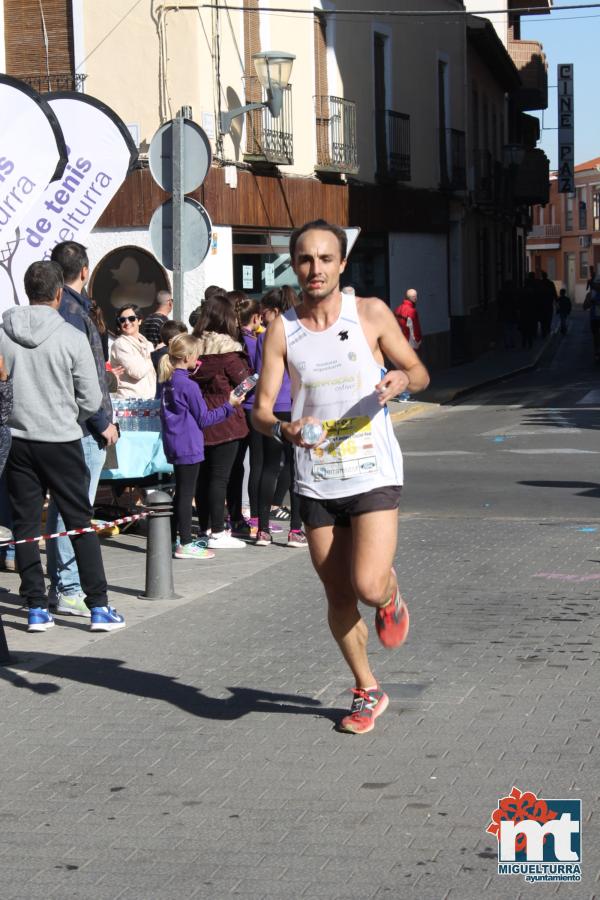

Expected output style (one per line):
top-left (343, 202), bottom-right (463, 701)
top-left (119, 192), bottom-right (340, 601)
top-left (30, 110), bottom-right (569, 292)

top-left (243, 0), bottom-right (262, 155)
top-left (3, 0), bottom-right (76, 92)
top-left (314, 14), bottom-right (329, 167)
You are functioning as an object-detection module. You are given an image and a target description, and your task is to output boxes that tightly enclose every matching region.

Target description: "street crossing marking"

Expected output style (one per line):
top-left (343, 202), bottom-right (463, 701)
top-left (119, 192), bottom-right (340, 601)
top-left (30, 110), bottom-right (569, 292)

top-left (501, 448), bottom-right (599, 454)
top-left (403, 450), bottom-right (480, 456)
top-left (484, 428), bottom-right (582, 436)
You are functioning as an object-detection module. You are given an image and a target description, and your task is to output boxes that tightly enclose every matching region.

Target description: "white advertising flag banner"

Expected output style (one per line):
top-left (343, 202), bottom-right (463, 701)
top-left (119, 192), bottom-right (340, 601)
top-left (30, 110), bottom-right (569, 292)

top-left (0, 76), bottom-right (67, 270)
top-left (0, 92), bottom-right (137, 310)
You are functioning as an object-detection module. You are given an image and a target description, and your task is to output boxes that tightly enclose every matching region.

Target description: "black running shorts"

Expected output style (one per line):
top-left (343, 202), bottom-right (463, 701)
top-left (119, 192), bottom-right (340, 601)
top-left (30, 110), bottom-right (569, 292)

top-left (298, 485), bottom-right (402, 529)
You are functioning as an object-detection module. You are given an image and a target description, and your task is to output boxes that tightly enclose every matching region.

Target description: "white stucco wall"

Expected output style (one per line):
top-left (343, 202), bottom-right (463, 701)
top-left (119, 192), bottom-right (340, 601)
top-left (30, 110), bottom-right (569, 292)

top-left (388, 232), bottom-right (450, 336)
top-left (87, 225), bottom-right (233, 324)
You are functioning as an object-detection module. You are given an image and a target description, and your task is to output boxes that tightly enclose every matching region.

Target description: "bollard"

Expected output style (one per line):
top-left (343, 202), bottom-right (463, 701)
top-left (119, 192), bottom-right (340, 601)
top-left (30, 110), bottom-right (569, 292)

top-left (140, 490), bottom-right (181, 600)
top-left (0, 614), bottom-right (10, 665)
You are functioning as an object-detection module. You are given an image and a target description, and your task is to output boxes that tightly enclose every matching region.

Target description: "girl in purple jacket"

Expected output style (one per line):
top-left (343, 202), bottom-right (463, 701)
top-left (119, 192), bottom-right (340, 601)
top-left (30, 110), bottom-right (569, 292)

top-left (159, 334), bottom-right (242, 559)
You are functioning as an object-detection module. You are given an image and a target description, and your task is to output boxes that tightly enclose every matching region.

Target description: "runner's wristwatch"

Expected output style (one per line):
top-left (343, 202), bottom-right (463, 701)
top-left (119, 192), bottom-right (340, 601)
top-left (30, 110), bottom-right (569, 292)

top-left (271, 421), bottom-right (285, 444)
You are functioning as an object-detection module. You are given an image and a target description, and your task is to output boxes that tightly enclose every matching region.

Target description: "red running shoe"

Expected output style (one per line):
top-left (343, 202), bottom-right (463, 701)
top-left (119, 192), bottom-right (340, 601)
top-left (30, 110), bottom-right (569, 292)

top-left (338, 685), bottom-right (389, 734)
top-left (375, 572), bottom-right (409, 648)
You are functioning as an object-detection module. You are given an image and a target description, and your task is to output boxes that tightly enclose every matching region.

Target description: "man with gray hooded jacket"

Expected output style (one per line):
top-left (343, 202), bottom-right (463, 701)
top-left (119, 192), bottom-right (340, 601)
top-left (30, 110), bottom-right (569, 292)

top-left (0, 261), bottom-right (125, 633)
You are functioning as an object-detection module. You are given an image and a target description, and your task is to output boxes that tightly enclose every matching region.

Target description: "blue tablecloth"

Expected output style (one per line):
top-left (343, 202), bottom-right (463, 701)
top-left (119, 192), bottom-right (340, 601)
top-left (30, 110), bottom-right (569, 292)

top-left (100, 431), bottom-right (173, 481)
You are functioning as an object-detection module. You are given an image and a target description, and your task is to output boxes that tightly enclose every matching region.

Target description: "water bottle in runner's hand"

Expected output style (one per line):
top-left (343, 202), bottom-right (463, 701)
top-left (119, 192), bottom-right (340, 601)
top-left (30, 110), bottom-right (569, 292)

top-left (301, 422), bottom-right (325, 446)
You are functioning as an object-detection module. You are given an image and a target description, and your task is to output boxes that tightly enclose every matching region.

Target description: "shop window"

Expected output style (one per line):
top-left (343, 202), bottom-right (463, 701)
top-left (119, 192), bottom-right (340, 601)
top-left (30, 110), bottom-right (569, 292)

top-left (232, 229), bottom-right (387, 303)
top-left (232, 231), bottom-right (297, 300)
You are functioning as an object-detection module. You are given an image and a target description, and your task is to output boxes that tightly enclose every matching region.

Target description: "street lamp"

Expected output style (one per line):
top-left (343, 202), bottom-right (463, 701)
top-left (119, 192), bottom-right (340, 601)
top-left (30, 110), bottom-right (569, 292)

top-left (219, 50), bottom-right (295, 134)
top-left (503, 144), bottom-right (525, 168)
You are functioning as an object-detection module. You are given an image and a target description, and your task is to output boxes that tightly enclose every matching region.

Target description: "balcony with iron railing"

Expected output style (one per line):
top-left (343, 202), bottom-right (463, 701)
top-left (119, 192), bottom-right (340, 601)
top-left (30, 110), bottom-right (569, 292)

top-left (375, 109), bottom-right (410, 182)
top-left (529, 224), bottom-right (562, 240)
top-left (507, 39), bottom-right (548, 110)
top-left (441, 128), bottom-right (466, 191)
top-left (243, 76), bottom-right (293, 166)
top-left (314, 96), bottom-right (358, 175)
top-left (14, 72), bottom-right (86, 93)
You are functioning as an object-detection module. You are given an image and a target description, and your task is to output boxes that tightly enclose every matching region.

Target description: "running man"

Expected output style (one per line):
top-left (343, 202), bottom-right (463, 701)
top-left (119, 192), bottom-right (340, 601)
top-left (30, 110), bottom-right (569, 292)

top-left (252, 220), bottom-right (430, 733)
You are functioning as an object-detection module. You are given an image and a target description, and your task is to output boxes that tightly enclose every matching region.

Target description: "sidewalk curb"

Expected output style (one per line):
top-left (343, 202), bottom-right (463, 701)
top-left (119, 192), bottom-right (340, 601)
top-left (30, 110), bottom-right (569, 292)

top-left (390, 401), bottom-right (439, 424)
top-left (421, 331), bottom-right (562, 405)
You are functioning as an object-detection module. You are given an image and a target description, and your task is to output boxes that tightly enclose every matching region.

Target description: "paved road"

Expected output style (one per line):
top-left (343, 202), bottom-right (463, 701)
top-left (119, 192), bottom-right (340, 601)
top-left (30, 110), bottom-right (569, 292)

top-left (0, 314), bottom-right (597, 899)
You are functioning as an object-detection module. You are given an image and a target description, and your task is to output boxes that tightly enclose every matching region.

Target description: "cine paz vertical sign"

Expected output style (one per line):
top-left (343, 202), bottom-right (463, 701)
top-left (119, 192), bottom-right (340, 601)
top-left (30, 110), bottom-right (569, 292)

top-left (558, 64), bottom-right (574, 194)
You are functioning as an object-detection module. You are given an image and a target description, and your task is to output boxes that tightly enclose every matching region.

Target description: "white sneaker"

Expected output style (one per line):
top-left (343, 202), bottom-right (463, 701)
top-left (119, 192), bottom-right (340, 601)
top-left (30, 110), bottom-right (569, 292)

top-left (207, 530), bottom-right (246, 549)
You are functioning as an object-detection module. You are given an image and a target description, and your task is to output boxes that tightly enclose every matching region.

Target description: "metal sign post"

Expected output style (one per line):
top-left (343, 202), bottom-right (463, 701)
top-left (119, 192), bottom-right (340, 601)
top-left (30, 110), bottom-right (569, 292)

top-left (172, 113), bottom-right (185, 321)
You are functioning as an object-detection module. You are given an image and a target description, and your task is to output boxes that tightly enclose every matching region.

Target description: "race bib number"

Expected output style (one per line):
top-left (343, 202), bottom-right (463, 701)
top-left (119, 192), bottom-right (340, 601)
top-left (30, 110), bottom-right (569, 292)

top-left (310, 416), bottom-right (378, 480)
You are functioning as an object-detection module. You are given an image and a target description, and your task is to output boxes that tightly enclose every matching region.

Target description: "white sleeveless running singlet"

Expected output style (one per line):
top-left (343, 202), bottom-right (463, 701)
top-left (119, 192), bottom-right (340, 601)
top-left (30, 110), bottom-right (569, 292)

top-left (282, 293), bottom-right (403, 499)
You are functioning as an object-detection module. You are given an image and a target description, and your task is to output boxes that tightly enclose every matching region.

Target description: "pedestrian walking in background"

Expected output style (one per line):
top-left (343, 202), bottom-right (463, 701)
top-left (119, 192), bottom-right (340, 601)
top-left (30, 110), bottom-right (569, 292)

top-left (0, 261), bottom-right (125, 633)
top-left (191, 294), bottom-right (252, 549)
top-left (158, 333), bottom-right (242, 559)
top-left (45, 241), bottom-right (119, 618)
top-left (556, 289), bottom-right (572, 336)
top-left (253, 219), bottom-right (430, 734)
top-left (140, 290), bottom-right (173, 347)
top-left (586, 266), bottom-right (596, 290)
top-left (110, 304), bottom-right (157, 399)
top-left (393, 288), bottom-right (423, 401)
top-left (394, 288), bottom-right (423, 350)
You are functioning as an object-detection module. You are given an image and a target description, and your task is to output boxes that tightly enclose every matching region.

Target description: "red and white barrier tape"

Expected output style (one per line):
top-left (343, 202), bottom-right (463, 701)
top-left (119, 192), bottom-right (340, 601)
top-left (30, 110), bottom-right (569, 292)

top-left (0, 511), bottom-right (151, 547)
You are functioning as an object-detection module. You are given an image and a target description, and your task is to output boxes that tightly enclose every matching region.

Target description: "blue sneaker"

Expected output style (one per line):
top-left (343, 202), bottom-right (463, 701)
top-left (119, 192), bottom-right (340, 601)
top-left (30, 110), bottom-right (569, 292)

top-left (90, 606), bottom-right (126, 632)
top-left (27, 607), bottom-right (55, 633)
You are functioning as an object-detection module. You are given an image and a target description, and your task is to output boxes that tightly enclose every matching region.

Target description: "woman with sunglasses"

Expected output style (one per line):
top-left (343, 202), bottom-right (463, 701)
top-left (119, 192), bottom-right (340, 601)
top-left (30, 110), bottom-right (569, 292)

top-left (110, 304), bottom-right (157, 399)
